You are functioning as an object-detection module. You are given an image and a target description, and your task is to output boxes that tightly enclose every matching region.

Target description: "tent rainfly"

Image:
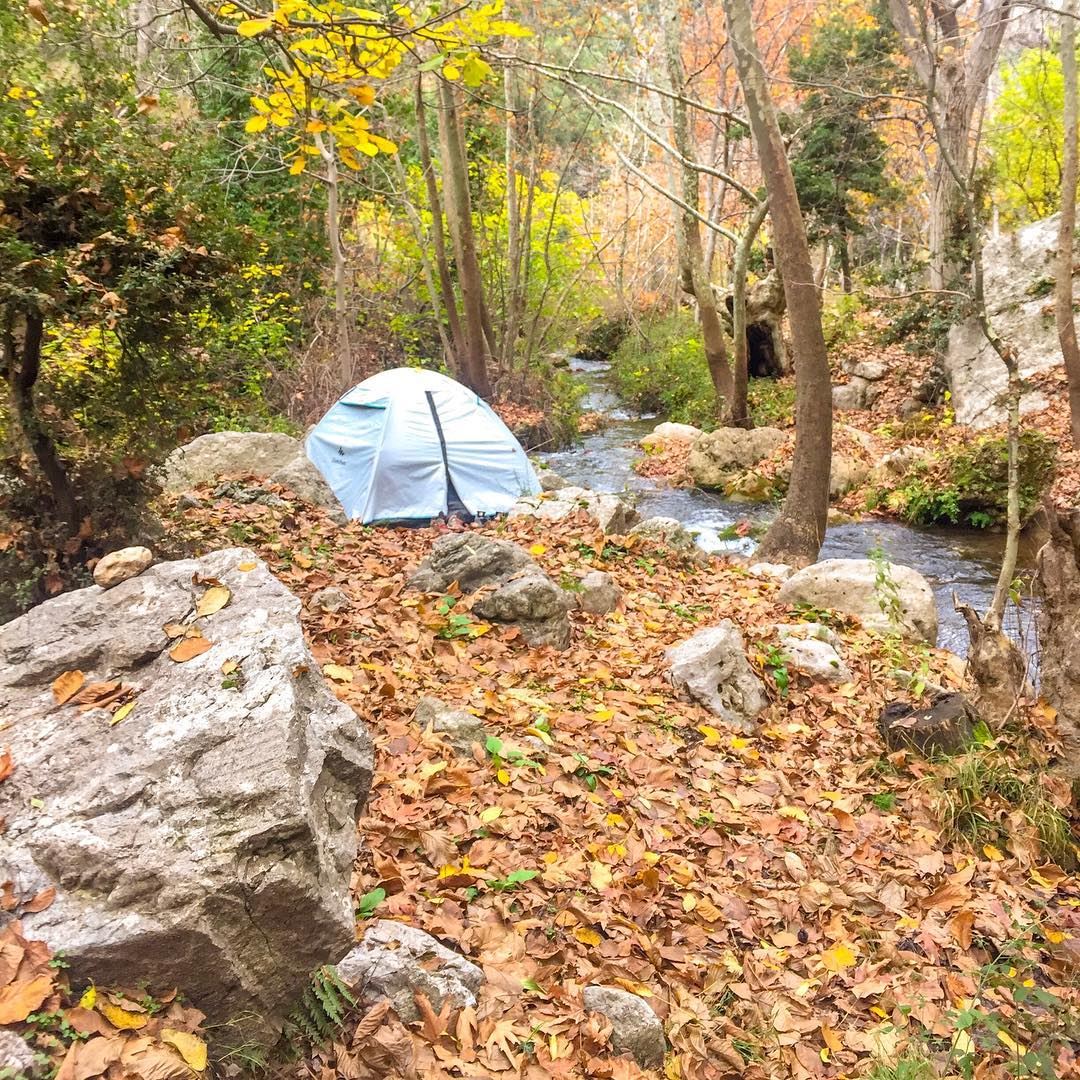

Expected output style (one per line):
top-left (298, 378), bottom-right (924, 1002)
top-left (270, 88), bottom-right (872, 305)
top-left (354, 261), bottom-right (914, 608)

top-left (306, 367), bottom-right (540, 523)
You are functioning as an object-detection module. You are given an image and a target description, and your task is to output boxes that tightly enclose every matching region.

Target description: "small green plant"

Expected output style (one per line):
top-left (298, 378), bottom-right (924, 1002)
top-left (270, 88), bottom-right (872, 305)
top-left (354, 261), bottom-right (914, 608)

top-left (356, 887), bottom-right (386, 920)
top-left (869, 792), bottom-right (897, 812)
top-left (572, 753), bottom-right (615, 791)
top-left (944, 926), bottom-right (1080, 1078)
top-left (286, 965), bottom-right (357, 1049)
top-left (934, 749), bottom-right (1077, 867)
top-left (866, 1051), bottom-right (936, 1080)
top-left (486, 868), bottom-right (540, 892)
top-left (485, 735), bottom-right (541, 772)
top-left (762, 645), bottom-right (790, 697)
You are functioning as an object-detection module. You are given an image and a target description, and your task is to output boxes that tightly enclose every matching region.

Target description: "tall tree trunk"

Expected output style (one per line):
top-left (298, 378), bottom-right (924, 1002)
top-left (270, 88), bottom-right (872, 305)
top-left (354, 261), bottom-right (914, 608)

top-left (886, 0), bottom-right (1012, 290)
top-left (839, 229), bottom-right (852, 294)
top-left (415, 76), bottom-right (466, 370)
top-left (315, 131), bottom-right (352, 387)
top-left (731, 199), bottom-right (769, 428)
top-left (5, 311), bottom-right (78, 530)
top-left (723, 0), bottom-right (831, 565)
top-left (1058, 0), bottom-right (1080, 445)
top-left (664, 0), bottom-right (734, 418)
top-left (437, 79), bottom-right (493, 399)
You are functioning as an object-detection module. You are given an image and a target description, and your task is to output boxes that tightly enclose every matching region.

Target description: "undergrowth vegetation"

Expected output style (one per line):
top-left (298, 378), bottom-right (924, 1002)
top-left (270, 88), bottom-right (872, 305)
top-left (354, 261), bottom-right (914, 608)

top-left (867, 432), bottom-right (1057, 528)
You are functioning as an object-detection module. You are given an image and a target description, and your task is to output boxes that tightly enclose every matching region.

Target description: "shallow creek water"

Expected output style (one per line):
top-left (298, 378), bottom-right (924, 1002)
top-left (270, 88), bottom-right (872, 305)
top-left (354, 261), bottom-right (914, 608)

top-left (538, 359), bottom-right (1037, 658)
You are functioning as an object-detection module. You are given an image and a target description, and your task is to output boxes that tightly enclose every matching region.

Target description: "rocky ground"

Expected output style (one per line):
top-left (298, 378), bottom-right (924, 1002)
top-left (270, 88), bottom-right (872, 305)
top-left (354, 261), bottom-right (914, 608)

top-left (2, 464), bottom-right (1079, 1079)
top-left (635, 311), bottom-right (1079, 524)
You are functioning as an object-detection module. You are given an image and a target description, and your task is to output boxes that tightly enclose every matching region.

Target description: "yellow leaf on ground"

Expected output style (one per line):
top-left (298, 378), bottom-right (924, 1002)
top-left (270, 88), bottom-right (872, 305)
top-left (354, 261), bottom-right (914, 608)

top-left (780, 805), bottom-right (810, 823)
top-left (696, 725), bottom-right (722, 746)
top-left (983, 844), bottom-right (1005, 862)
top-left (479, 806), bottom-right (502, 824)
top-left (52, 670), bottom-right (84, 705)
top-left (322, 664), bottom-right (353, 683)
top-left (80, 984), bottom-right (97, 1008)
top-left (590, 861), bottom-right (613, 890)
top-left (110, 701), bottom-right (136, 726)
top-left (161, 1028), bottom-right (208, 1071)
top-left (195, 585), bottom-right (231, 618)
top-left (496, 768), bottom-right (510, 785)
top-left (98, 1000), bottom-right (148, 1030)
top-left (529, 543), bottom-right (547, 555)
top-left (237, 561), bottom-right (257, 572)
top-left (169, 637), bottom-right (212, 663)
top-left (821, 942), bottom-right (858, 971)
top-left (573, 926), bottom-right (602, 947)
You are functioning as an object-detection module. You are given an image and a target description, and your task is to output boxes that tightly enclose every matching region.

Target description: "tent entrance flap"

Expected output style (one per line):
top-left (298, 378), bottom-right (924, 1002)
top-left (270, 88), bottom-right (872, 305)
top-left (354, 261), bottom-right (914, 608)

top-left (424, 389), bottom-right (465, 515)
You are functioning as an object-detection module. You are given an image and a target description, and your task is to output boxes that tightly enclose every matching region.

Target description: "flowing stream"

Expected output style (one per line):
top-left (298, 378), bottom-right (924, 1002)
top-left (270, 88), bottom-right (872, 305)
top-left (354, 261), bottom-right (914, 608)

top-left (539, 358), bottom-right (1037, 658)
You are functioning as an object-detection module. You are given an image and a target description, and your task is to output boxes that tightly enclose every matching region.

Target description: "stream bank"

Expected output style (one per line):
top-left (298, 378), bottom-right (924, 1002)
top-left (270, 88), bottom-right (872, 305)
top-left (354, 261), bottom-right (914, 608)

top-left (539, 358), bottom-right (1036, 658)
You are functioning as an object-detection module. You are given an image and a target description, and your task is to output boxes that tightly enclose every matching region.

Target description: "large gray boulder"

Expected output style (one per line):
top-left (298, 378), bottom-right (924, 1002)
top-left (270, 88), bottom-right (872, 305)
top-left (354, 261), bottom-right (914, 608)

top-left (336, 921), bottom-right (484, 1023)
top-left (665, 621), bottom-right (766, 731)
top-left (688, 427), bottom-right (787, 489)
top-left (0, 548), bottom-right (373, 1039)
top-left (640, 422), bottom-right (703, 451)
top-left (161, 431), bottom-right (300, 492)
top-left (778, 558), bottom-right (938, 644)
top-left (944, 213), bottom-right (1073, 427)
top-left (408, 535), bottom-right (571, 649)
top-left (583, 985), bottom-right (666, 1069)
top-left (270, 452), bottom-right (347, 524)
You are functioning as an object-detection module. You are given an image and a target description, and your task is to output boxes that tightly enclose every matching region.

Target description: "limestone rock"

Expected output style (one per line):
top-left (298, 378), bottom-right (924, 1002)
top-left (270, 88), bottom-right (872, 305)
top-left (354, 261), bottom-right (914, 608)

top-left (665, 621), bottom-right (766, 731)
top-left (416, 696), bottom-right (486, 753)
top-left (748, 561), bottom-right (794, 580)
top-left (843, 357), bottom-right (887, 382)
top-left (407, 534), bottom-right (534, 594)
top-left (270, 453), bottom-right (347, 524)
top-left (640, 422), bottom-right (703, 450)
top-left (162, 431), bottom-right (300, 492)
top-left (310, 586), bottom-right (350, 614)
top-left (473, 571), bottom-right (572, 649)
top-left (336, 921), bottom-right (484, 1023)
top-left (511, 486), bottom-right (640, 535)
top-left (832, 377), bottom-right (883, 412)
top-left (583, 986), bottom-right (666, 1069)
top-left (876, 445), bottom-right (931, 478)
top-left (577, 570), bottom-right (622, 615)
top-left (830, 455), bottom-right (868, 498)
top-left (779, 558), bottom-right (938, 644)
top-left (0, 548), bottom-right (373, 1039)
top-left (776, 623), bottom-right (851, 682)
top-left (879, 693), bottom-right (977, 756)
top-left (408, 535), bottom-right (571, 649)
top-left (688, 427), bottom-right (787, 490)
top-left (944, 213), bottom-right (1073, 427)
top-left (0, 1029), bottom-right (36, 1078)
top-left (629, 516), bottom-right (703, 558)
top-left (92, 546), bottom-right (153, 589)
top-left (176, 492), bottom-right (204, 511)
top-left (539, 470), bottom-right (569, 492)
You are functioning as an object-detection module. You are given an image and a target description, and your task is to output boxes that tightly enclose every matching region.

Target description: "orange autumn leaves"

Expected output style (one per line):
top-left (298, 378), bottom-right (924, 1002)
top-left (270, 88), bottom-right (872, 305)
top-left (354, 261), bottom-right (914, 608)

top-left (167, 481), bottom-right (1080, 1078)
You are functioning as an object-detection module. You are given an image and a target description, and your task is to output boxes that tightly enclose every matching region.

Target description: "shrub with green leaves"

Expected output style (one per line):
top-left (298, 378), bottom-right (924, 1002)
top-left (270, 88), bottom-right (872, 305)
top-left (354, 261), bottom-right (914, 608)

top-left (867, 432), bottom-right (1056, 528)
top-left (609, 312), bottom-right (717, 428)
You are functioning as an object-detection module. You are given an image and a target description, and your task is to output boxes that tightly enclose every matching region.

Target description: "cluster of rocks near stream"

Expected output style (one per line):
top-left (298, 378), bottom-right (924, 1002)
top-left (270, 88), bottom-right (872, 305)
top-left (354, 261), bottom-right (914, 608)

top-left (0, 433), bottom-right (980, 1071)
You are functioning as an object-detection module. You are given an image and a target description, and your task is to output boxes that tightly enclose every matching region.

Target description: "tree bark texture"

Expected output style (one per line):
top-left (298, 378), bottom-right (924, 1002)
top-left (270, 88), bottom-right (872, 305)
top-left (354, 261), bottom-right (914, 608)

top-left (1035, 506), bottom-right (1080, 778)
top-left (886, 0), bottom-right (1012, 290)
top-left (436, 79), bottom-right (493, 399)
top-left (664, 0), bottom-right (733, 418)
top-left (1058, 0), bottom-right (1080, 445)
top-left (723, 0), bottom-right (831, 565)
top-left (5, 311), bottom-right (79, 529)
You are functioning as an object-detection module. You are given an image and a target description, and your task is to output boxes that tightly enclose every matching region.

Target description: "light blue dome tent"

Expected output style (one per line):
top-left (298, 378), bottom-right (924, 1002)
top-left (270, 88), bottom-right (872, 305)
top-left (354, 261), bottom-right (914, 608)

top-left (306, 367), bottom-right (540, 523)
